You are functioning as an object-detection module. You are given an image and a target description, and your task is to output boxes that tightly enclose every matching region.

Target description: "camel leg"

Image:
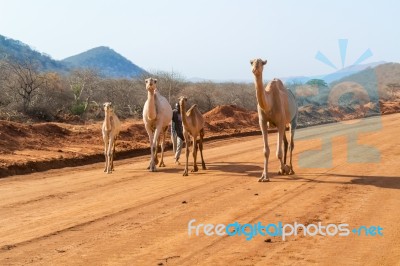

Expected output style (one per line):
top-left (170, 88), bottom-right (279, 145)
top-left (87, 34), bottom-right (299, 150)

top-left (106, 137), bottom-right (114, 174)
top-left (277, 125), bottom-right (286, 175)
top-left (103, 135), bottom-right (109, 173)
top-left (154, 135), bottom-right (160, 165)
top-left (145, 126), bottom-right (155, 171)
top-left (288, 126), bottom-right (296, 175)
top-left (158, 127), bottom-right (167, 167)
top-left (110, 137), bottom-right (116, 172)
top-left (199, 129), bottom-right (206, 170)
top-left (192, 137), bottom-right (199, 172)
top-left (183, 135), bottom-right (190, 176)
top-left (259, 116), bottom-right (270, 182)
top-left (283, 133), bottom-right (288, 165)
top-left (150, 127), bottom-right (162, 172)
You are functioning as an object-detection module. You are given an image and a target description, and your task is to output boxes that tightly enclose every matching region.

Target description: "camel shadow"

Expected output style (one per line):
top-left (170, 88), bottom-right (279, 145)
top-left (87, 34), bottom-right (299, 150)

top-left (128, 166), bottom-right (182, 174)
top-left (207, 162), bottom-right (263, 178)
top-left (273, 173), bottom-right (400, 190)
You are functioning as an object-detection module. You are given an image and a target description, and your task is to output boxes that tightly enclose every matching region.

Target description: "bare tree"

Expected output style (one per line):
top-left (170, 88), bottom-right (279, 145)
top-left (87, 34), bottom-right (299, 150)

top-left (94, 78), bottom-right (147, 119)
top-left (35, 72), bottom-right (73, 119)
top-left (151, 70), bottom-right (186, 104)
top-left (386, 83), bottom-right (400, 99)
top-left (68, 69), bottom-right (100, 116)
top-left (3, 58), bottom-right (45, 112)
top-left (180, 82), bottom-right (217, 112)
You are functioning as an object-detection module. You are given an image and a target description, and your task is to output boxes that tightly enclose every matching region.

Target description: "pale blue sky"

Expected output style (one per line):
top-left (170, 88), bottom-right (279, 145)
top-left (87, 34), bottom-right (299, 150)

top-left (1, 0), bottom-right (398, 80)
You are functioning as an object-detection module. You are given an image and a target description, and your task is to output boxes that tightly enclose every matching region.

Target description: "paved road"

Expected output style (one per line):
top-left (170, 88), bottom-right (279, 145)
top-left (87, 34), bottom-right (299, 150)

top-left (0, 113), bottom-right (399, 265)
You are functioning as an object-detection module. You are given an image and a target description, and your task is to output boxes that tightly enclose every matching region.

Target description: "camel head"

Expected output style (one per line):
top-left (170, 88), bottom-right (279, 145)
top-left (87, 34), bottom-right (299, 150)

top-left (178, 96), bottom-right (188, 106)
top-left (250, 59), bottom-right (267, 76)
top-left (145, 78), bottom-right (157, 94)
top-left (103, 102), bottom-right (114, 114)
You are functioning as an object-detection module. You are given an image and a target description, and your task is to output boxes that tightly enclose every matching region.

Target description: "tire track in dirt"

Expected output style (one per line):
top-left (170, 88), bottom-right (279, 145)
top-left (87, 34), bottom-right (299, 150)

top-left (0, 176), bottom-right (230, 252)
top-left (0, 132), bottom-right (348, 261)
top-left (0, 114), bottom-right (398, 265)
top-left (177, 164), bottom-right (347, 265)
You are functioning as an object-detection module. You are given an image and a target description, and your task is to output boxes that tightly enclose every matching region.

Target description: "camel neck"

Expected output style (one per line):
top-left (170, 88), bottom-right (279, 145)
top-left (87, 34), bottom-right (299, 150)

top-left (104, 112), bottom-right (112, 131)
top-left (147, 91), bottom-right (157, 120)
top-left (254, 74), bottom-right (271, 112)
top-left (180, 101), bottom-right (189, 129)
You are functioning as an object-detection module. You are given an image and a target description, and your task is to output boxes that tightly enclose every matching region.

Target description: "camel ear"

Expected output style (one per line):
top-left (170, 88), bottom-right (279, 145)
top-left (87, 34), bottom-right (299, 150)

top-left (250, 60), bottom-right (254, 65)
top-left (263, 60), bottom-right (267, 65)
top-left (154, 79), bottom-right (157, 84)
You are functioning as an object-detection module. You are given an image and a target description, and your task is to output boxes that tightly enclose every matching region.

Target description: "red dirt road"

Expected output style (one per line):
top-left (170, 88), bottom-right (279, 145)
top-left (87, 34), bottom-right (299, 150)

top-left (0, 114), bottom-right (399, 265)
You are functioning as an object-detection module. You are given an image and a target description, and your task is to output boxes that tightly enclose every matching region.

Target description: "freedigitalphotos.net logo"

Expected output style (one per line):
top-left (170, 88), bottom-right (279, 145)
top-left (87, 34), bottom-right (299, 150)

top-left (296, 39), bottom-right (382, 168)
top-left (188, 219), bottom-right (383, 241)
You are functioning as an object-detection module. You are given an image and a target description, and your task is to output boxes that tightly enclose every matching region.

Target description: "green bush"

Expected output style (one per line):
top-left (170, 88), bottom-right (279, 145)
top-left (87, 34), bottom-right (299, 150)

top-left (71, 102), bottom-right (86, 116)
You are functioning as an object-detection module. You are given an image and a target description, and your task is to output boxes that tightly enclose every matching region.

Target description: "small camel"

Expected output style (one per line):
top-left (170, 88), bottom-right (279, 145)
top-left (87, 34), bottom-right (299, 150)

top-left (250, 59), bottom-right (298, 182)
top-left (143, 78), bottom-right (173, 172)
top-left (179, 96), bottom-right (206, 176)
top-left (102, 102), bottom-right (121, 174)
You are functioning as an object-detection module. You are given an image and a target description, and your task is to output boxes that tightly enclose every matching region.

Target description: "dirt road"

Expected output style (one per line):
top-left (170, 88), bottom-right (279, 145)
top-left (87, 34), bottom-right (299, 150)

top-left (0, 113), bottom-right (399, 265)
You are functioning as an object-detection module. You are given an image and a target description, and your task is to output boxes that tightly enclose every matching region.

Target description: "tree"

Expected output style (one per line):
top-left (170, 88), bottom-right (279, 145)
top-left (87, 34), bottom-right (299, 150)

top-left (180, 82), bottom-right (217, 112)
top-left (386, 83), bottom-right (400, 99)
top-left (306, 79), bottom-right (328, 88)
top-left (284, 80), bottom-right (304, 94)
top-left (94, 78), bottom-right (147, 119)
top-left (68, 69), bottom-right (100, 116)
top-left (3, 58), bottom-right (45, 112)
top-left (150, 70), bottom-right (186, 104)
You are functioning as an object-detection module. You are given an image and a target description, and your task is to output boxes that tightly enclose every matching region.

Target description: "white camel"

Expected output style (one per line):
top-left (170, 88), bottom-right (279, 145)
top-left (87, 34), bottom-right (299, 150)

top-left (250, 59), bottom-right (298, 182)
top-left (143, 78), bottom-right (173, 172)
top-left (102, 102), bottom-right (121, 174)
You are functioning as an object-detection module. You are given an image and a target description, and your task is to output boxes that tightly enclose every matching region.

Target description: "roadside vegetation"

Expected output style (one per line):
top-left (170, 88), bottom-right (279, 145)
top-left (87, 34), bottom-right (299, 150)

top-left (0, 57), bottom-right (399, 123)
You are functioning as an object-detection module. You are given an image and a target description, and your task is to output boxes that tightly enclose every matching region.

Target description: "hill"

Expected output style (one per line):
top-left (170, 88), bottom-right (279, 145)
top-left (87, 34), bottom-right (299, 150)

top-left (0, 35), bottom-right (68, 72)
top-left (62, 46), bottom-right (146, 78)
top-left (331, 62), bottom-right (400, 100)
top-left (292, 62), bottom-right (400, 108)
top-left (0, 34), bottom-right (146, 78)
top-left (322, 61), bottom-right (386, 83)
top-left (282, 61), bottom-right (386, 84)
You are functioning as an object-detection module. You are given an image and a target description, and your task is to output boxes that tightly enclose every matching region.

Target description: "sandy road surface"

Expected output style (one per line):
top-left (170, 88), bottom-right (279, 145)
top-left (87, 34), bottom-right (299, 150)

top-left (0, 114), bottom-right (399, 265)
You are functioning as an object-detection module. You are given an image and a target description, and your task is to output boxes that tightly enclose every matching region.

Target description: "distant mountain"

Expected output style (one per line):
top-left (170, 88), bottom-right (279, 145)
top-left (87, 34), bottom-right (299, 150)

top-left (280, 76), bottom-right (319, 84)
top-left (291, 62), bottom-right (400, 108)
top-left (323, 61), bottom-right (386, 83)
top-left (62, 46), bottom-right (146, 78)
top-left (281, 61), bottom-right (386, 85)
top-left (0, 34), bottom-right (68, 72)
top-left (331, 62), bottom-right (400, 101)
top-left (0, 34), bottom-right (146, 78)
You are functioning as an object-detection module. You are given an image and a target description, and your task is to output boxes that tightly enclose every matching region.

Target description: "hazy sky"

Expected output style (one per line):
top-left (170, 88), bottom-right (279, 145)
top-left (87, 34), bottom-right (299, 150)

top-left (1, 0), bottom-right (399, 80)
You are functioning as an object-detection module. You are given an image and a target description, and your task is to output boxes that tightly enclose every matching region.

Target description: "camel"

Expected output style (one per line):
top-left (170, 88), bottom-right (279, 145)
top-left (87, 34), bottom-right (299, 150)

top-left (143, 78), bottom-right (173, 172)
top-left (102, 102), bottom-right (121, 174)
top-left (250, 59), bottom-right (298, 182)
top-left (179, 96), bottom-right (206, 176)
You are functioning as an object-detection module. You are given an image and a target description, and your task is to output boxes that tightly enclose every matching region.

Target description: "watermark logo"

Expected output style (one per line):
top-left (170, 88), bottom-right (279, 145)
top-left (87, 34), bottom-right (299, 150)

top-left (315, 39), bottom-right (373, 69)
top-left (188, 219), bottom-right (383, 241)
top-left (296, 39), bottom-right (381, 168)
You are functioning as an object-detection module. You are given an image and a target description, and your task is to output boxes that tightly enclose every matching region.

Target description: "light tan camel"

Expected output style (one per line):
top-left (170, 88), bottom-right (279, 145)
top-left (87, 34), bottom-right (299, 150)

top-left (102, 102), bottom-right (121, 174)
top-left (250, 59), bottom-right (298, 182)
top-left (179, 96), bottom-right (206, 176)
top-left (143, 78), bottom-right (173, 172)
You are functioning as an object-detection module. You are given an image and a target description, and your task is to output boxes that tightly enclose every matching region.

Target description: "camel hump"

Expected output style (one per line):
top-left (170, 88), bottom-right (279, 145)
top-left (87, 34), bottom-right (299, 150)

top-left (271, 78), bottom-right (284, 87)
top-left (186, 104), bottom-right (198, 115)
top-left (268, 78), bottom-right (285, 93)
